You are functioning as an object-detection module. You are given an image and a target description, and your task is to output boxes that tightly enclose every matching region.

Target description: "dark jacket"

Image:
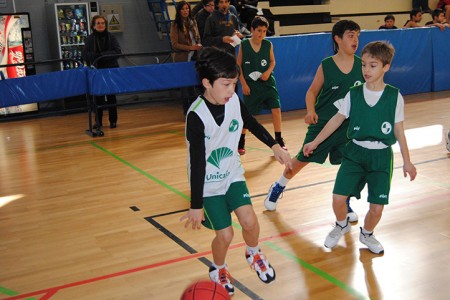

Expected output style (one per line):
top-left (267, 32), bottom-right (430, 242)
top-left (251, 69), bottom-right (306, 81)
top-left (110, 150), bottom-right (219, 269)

top-left (203, 10), bottom-right (239, 54)
top-left (82, 30), bottom-right (121, 68)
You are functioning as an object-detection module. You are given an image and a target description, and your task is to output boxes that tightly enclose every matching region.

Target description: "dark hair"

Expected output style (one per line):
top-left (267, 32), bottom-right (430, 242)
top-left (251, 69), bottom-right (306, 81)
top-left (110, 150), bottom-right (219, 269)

top-left (195, 47), bottom-right (240, 84)
top-left (432, 8), bottom-right (444, 19)
top-left (251, 16), bottom-right (269, 29)
top-left (410, 9), bottom-right (422, 18)
top-left (201, 0), bottom-right (213, 6)
top-left (174, 1), bottom-right (193, 32)
top-left (361, 41), bottom-right (395, 66)
top-left (90, 15), bottom-right (108, 31)
top-left (331, 20), bottom-right (360, 54)
top-left (384, 14), bottom-right (395, 22)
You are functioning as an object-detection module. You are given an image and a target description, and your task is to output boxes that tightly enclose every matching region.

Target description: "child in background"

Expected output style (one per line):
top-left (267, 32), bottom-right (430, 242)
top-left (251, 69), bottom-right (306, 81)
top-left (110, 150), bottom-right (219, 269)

top-left (379, 14), bottom-right (398, 29)
top-left (264, 20), bottom-right (363, 222)
top-left (181, 47), bottom-right (292, 295)
top-left (425, 9), bottom-right (450, 30)
top-left (403, 9), bottom-right (423, 28)
top-left (303, 41), bottom-right (417, 254)
top-left (237, 16), bottom-right (286, 155)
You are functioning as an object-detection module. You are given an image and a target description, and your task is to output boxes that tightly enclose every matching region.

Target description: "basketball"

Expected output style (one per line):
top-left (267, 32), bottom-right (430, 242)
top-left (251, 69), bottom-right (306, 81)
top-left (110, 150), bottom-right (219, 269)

top-left (180, 280), bottom-right (230, 300)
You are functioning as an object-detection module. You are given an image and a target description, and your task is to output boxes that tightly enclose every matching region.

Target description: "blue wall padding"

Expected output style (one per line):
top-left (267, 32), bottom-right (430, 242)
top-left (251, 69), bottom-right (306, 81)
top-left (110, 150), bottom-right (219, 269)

top-left (0, 67), bottom-right (87, 107)
top-left (1, 27), bottom-right (449, 109)
top-left (88, 61), bottom-right (199, 95)
top-left (430, 28), bottom-right (450, 92)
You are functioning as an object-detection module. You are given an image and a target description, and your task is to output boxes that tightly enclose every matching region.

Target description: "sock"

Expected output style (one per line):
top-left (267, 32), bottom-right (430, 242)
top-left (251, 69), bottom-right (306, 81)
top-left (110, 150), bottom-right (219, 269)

top-left (239, 134), bottom-right (246, 148)
top-left (275, 132), bottom-right (282, 139)
top-left (361, 227), bottom-right (373, 235)
top-left (246, 245), bottom-right (260, 256)
top-left (336, 219), bottom-right (347, 227)
top-left (277, 175), bottom-right (289, 187)
top-left (213, 262), bottom-right (226, 269)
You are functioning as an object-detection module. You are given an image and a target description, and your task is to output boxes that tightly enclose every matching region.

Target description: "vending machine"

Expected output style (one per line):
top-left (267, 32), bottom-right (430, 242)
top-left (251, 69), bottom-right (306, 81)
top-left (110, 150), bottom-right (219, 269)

top-left (48, 2), bottom-right (93, 70)
top-left (0, 13), bottom-right (38, 115)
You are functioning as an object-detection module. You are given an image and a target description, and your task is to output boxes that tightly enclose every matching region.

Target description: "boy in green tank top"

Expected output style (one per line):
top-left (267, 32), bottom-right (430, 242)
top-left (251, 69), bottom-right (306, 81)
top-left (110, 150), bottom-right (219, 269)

top-left (264, 20), bottom-right (363, 219)
top-left (303, 41), bottom-right (417, 254)
top-left (237, 16), bottom-right (286, 155)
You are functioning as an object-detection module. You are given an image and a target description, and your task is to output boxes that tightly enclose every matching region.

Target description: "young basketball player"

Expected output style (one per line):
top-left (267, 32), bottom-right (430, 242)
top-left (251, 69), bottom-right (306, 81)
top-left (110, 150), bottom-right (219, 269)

top-left (264, 20), bottom-right (364, 222)
top-left (181, 47), bottom-right (292, 295)
top-left (303, 41), bottom-right (417, 253)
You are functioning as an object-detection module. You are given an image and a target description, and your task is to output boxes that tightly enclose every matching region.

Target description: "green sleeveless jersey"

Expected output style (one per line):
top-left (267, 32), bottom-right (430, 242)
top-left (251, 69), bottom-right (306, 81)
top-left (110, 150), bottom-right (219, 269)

top-left (348, 84), bottom-right (398, 146)
top-left (241, 39), bottom-right (279, 103)
top-left (315, 55), bottom-right (363, 124)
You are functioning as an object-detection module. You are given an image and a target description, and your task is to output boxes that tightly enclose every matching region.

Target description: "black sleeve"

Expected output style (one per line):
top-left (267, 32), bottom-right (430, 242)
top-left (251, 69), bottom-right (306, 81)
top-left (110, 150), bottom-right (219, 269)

top-left (81, 35), bottom-right (99, 66)
top-left (186, 111), bottom-right (206, 209)
top-left (240, 100), bottom-right (277, 148)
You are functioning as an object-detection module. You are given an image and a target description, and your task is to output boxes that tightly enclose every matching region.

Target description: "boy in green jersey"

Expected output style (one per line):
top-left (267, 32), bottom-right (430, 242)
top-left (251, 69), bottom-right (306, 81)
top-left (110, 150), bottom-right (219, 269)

top-left (264, 20), bottom-right (363, 219)
top-left (303, 41), bottom-right (417, 254)
top-left (237, 16), bottom-right (286, 155)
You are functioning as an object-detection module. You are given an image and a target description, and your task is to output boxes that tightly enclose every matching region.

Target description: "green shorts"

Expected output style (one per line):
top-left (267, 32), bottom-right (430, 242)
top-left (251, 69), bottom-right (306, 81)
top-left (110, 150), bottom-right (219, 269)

top-left (333, 142), bottom-right (393, 205)
top-left (244, 95), bottom-right (281, 116)
top-left (296, 119), bottom-right (349, 164)
top-left (202, 181), bottom-right (252, 230)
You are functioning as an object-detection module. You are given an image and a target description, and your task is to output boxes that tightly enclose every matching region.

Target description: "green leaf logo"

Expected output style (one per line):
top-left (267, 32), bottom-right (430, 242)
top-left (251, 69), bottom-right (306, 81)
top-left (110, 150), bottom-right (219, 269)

top-left (207, 147), bottom-right (233, 168)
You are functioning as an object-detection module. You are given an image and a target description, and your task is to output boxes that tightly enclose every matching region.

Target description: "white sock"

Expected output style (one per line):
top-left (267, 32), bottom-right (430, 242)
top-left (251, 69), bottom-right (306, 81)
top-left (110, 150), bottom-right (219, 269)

top-left (277, 175), bottom-right (289, 187)
top-left (336, 219), bottom-right (347, 227)
top-left (213, 262), bottom-right (226, 269)
top-left (361, 228), bottom-right (373, 235)
top-left (246, 245), bottom-right (260, 256)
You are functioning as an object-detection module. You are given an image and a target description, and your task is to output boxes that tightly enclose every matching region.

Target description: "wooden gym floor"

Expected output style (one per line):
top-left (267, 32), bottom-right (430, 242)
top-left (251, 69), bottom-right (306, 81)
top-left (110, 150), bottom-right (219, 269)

top-left (0, 91), bottom-right (449, 299)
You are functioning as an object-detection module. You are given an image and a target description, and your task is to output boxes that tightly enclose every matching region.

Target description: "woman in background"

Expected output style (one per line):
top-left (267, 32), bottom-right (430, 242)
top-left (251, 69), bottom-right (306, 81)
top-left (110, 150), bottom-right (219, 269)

top-left (82, 15), bottom-right (121, 129)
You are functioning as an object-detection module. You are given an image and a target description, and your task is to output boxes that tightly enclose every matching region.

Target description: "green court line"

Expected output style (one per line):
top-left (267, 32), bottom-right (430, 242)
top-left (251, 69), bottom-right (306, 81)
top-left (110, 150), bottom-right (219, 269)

top-left (263, 241), bottom-right (369, 300)
top-left (0, 286), bottom-right (36, 299)
top-left (91, 142), bottom-right (243, 230)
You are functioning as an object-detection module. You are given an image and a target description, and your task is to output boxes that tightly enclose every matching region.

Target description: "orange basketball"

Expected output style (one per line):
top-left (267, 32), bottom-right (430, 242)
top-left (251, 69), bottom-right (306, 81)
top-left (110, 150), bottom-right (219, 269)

top-left (181, 280), bottom-right (230, 300)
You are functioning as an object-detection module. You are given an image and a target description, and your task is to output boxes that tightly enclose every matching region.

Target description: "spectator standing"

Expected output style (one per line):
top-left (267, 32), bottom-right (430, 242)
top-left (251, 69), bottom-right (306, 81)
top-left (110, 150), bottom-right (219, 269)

top-left (236, 16), bottom-right (286, 155)
top-left (196, 0), bottom-right (216, 39)
top-left (203, 0), bottom-right (244, 55)
top-left (82, 15), bottom-right (121, 129)
top-left (379, 14), bottom-right (398, 29)
top-left (413, 0), bottom-right (431, 13)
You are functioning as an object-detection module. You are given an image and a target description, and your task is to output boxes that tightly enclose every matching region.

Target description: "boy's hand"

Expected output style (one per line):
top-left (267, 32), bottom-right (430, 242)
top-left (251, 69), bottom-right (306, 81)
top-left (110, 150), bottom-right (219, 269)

top-left (242, 83), bottom-right (250, 95)
top-left (303, 142), bottom-right (317, 157)
top-left (403, 162), bottom-right (417, 181)
top-left (180, 208), bottom-right (204, 230)
top-left (271, 144), bottom-right (292, 170)
top-left (305, 111), bottom-right (318, 124)
top-left (260, 71), bottom-right (270, 81)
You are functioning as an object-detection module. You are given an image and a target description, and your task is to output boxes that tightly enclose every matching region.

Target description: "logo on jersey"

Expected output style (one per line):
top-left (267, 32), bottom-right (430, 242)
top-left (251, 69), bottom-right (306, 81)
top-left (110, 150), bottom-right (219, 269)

top-left (229, 119), bottom-right (239, 132)
top-left (261, 59), bottom-right (267, 67)
top-left (207, 147), bottom-right (233, 169)
top-left (353, 126), bottom-right (360, 131)
top-left (379, 194), bottom-right (388, 199)
top-left (354, 80), bottom-right (363, 86)
top-left (381, 122), bottom-right (392, 135)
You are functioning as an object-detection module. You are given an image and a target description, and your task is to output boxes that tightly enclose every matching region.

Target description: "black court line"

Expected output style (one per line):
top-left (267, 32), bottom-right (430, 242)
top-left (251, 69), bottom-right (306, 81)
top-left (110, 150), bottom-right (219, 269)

top-left (144, 216), bottom-right (263, 300)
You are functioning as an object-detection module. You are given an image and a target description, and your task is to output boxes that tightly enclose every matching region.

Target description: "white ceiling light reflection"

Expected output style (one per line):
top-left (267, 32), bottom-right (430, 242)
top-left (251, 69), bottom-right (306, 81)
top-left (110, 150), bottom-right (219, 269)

top-left (0, 194), bottom-right (25, 208)
top-left (392, 124), bottom-right (443, 152)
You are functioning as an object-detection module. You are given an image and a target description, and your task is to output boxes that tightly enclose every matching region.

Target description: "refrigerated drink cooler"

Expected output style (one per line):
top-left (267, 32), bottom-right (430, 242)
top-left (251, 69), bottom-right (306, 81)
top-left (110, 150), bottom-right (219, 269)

top-left (0, 12), bottom-right (38, 115)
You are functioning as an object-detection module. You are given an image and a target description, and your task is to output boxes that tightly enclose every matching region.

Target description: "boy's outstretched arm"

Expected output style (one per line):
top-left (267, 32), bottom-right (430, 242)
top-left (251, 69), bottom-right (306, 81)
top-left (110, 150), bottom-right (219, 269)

top-left (271, 144), bottom-right (292, 169)
top-left (394, 122), bottom-right (417, 181)
top-left (303, 113), bottom-right (346, 157)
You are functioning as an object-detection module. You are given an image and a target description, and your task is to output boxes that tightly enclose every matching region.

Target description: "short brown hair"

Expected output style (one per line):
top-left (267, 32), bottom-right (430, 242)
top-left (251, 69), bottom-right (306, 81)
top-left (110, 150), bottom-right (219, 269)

top-left (361, 41), bottom-right (395, 66)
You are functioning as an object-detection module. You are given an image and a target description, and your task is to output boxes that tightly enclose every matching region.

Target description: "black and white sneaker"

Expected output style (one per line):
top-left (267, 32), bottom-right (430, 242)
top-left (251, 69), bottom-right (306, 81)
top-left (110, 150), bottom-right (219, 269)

top-left (209, 265), bottom-right (234, 295)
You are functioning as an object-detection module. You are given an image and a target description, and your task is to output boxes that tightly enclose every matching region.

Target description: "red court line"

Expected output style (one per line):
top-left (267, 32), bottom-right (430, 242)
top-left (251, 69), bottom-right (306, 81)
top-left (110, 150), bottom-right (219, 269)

top-left (2, 194), bottom-right (445, 300)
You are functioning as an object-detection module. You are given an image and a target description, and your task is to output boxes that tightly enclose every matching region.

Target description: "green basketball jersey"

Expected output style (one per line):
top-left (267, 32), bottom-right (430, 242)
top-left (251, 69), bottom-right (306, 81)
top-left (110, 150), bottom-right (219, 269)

top-left (315, 55), bottom-right (363, 123)
top-left (348, 84), bottom-right (398, 146)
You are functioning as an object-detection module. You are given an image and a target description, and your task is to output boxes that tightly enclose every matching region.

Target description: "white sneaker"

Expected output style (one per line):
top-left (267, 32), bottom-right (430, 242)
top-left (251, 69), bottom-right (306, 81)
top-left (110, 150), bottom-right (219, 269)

top-left (209, 265), bottom-right (234, 295)
top-left (324, 219), bottom-right (351, 248)
top-left (264, 182), bottom-right (285, 211)
top-left (246, 250), bottom-right (276, 284)
top-left (359, 228), bottom-right (384, 254)
top-left (346, 197), bottom-right (358, 222)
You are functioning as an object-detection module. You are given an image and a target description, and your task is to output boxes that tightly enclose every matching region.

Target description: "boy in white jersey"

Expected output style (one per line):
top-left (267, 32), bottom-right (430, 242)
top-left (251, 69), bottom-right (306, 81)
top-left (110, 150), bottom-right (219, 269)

top-left (181, 47), bottom-right (292, 295)
top-left (303, 41), bottom-right (417, 254)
